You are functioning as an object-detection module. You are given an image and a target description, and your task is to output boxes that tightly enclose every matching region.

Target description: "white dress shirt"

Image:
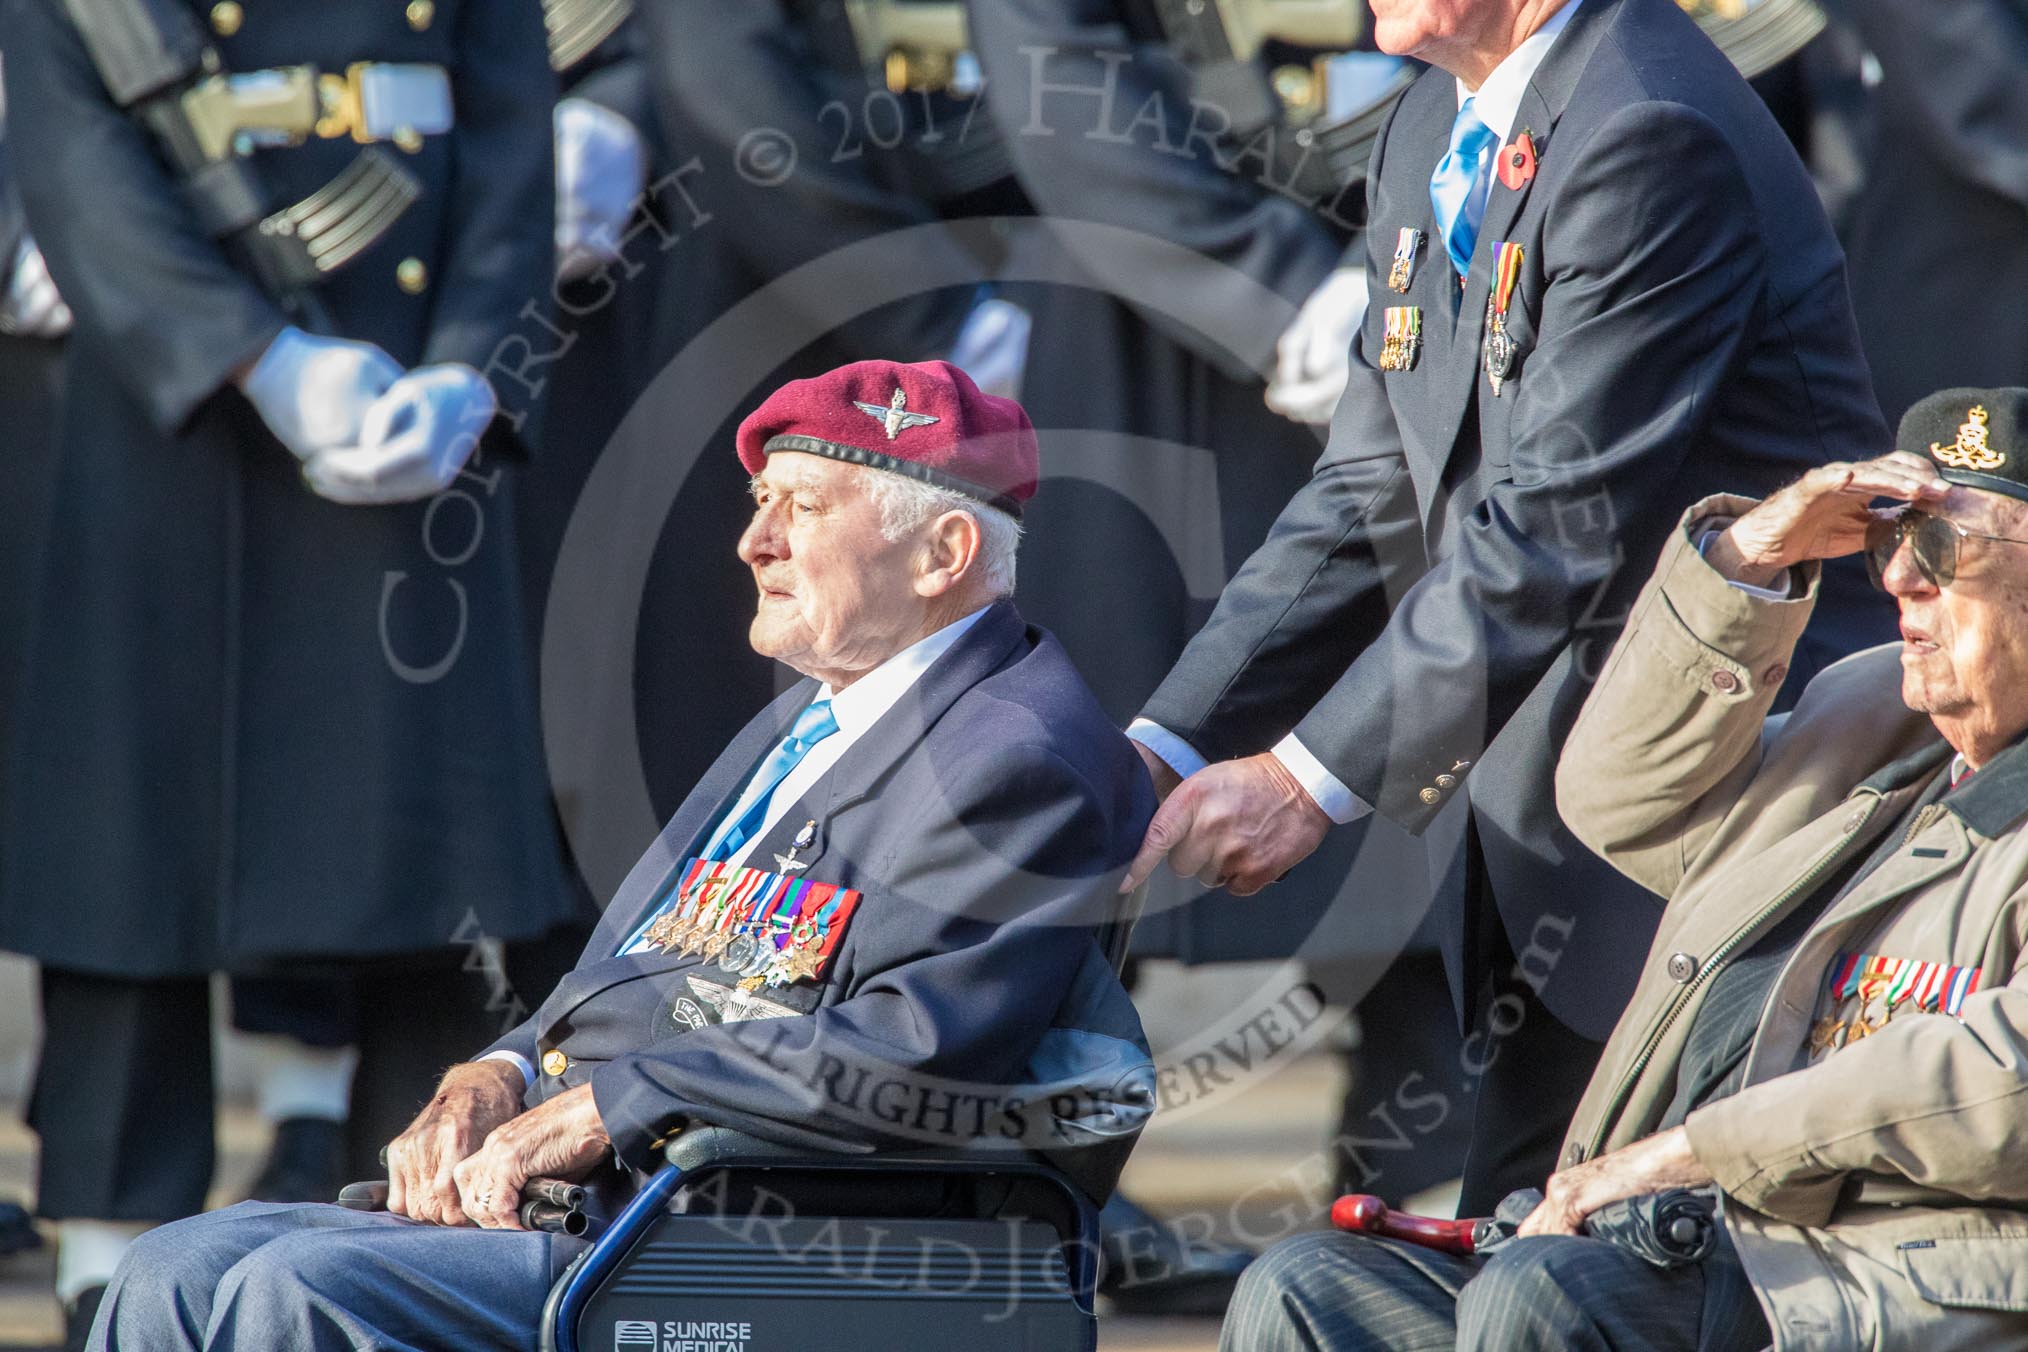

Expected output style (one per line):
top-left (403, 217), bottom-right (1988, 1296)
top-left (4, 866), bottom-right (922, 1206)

top-left (485, 605), bottom-right (990, 1087)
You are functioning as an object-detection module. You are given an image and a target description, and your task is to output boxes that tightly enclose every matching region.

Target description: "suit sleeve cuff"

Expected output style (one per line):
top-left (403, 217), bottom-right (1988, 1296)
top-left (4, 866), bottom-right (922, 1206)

top-left (1273, 733), bottom-right (1371, 825)
top-left (1644, 497), bottom-right (1821, 701)
top-left (479, 1049), bottom-right (534, 1092)
top-left (1126, 720), bottom-right (1210, 780)
top-left (1682, 1087), bottom-right (1838, 1228)
top-left (1696, 526), bottom-right (1793, 600)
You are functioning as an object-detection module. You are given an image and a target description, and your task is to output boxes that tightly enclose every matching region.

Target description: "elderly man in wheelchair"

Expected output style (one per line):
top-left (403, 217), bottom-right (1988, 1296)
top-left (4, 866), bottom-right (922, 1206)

top-left (87, 361), bottom-right (1157, 1352)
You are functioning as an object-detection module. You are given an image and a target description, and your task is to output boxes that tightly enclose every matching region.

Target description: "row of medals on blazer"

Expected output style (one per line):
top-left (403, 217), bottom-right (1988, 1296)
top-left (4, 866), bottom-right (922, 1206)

top-left (641, 822), bottom-right (830, 993)
top-left (1377, 219), bottom-right (1525, 393)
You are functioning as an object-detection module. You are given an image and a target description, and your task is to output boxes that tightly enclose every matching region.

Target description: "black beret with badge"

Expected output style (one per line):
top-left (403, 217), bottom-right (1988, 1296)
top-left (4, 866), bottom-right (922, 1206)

top-left (1903, 387), bottom-right (2028, 504)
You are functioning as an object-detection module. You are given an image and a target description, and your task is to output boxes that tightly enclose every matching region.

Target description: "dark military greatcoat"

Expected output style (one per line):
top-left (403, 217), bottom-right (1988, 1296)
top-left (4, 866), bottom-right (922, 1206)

top-left (2, 0), bottom-right (569, 975)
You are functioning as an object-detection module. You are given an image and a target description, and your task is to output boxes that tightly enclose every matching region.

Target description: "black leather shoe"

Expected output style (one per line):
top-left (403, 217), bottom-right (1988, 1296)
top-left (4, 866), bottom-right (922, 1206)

top-left (247, 1116), bottom-right (348, 1204)
top-left (1097, 1192), bottom-right (1255, 1317)
top-left (0, 1200), bottom-right (40, 1258)
top-left (63, 1283), bottom-right (107, 1352)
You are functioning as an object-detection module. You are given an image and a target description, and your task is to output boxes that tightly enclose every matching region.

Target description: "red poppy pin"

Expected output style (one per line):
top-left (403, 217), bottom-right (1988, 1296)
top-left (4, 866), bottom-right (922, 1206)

top-left (1497, 131), bottom-right (1538, 190)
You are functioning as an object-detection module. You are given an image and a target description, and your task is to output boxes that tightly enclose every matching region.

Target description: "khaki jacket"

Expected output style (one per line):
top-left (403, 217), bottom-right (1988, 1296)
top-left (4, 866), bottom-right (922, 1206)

top-left (1555, 497), bottom-right (2028, 1350)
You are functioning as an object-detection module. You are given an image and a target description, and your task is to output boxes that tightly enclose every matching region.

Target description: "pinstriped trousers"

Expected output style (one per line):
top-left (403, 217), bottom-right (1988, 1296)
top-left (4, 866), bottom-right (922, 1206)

top-left (1219, 1227), bottom-right (1770, 1352)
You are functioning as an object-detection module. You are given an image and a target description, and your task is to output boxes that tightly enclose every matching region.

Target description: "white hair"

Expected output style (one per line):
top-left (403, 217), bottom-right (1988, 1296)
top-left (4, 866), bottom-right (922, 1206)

top-left (861, 466), bottom-right (1022, 596)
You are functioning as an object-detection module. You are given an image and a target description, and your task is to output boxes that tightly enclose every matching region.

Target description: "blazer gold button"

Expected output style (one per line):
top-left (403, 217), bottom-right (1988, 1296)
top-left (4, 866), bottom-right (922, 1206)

top-left (541, 1049), bottom-right (568, 1077)
top-left (1667, 952), bottom-right (1697, 983)
top-left (210, 1), bottom-right (243, 35)
top-left (393, 126), bottom-right (424, 153)
top-left (1419, 787), bottom-right (1441, 805)
top-left (1436, 774), bottom-right (1456, 789)
top-left (406, 0), bottom-right (435, 28)
top-left (396, 257), bottom-right (428, 293)
top-left (1708, 669), bottom-right (1739, 693)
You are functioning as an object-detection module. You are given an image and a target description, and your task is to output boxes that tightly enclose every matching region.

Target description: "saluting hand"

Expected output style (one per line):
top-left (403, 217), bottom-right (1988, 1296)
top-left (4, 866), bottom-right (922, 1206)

top-left (1120, 752), bottom-right (1331, 897)
top-left (1707, 453), bottom-right (1948, 588)
top-left (384, 1060), bottom-right (525, 1227)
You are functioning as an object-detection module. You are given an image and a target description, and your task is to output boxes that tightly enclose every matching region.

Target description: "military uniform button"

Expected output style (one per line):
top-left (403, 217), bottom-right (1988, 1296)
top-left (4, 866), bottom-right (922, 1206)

top-left (1436, 774), bottom-right (1456, 789)
top-left (1419, 787), bottom-right (1441, 805)
top-left (1842, 808), bottom-right (1867, 833)
top-left (1666, 952), bottom-right (1698, 983)
top-left (396, 257), bottom-right (429, 294)
top-left (1708, 669), bottom-right (1739, 693)
top-left (406, 0), bottom-right (434, 28)
top-left (393, 126), bottom-right (424, 153)
top-left (541, 1049), bottom-right (568, 1077)
top-left (209, 1), bottom-right (243, 35)
top-left (1763, 663), bottom-right (1788, 687)
top-left (1563, 1143), bottom-right (1585, 1166)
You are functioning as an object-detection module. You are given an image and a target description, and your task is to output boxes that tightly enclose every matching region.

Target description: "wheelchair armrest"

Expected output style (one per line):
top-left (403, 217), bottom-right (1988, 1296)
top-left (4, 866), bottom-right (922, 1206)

top-left (662, 1125), bottom-right (834, 1172)
top-left (662, 1124), bottom-right (1038, 1176)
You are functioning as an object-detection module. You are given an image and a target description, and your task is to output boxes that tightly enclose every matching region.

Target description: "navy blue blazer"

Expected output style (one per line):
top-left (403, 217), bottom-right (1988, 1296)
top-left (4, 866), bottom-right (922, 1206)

top-left (1141, 0), bottom-right (1896, 1038)
top-left (486, 601), bottom-right (1157, 1201)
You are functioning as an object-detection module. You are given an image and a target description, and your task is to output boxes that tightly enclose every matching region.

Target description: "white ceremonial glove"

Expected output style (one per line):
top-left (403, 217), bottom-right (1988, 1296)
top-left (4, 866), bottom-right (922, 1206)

top-left (1265, 266), bottom-right (1369, 426)
top-left (301, 363), bottom-right (497, 505)
top-left (0, 235), bottom-right (73, 338)
top-left (947, 297), bottom-right (1032, 400)
top-left (555, 96), bottom-right (648, 283)
top-left (239, 324), bottom-right (405, 463)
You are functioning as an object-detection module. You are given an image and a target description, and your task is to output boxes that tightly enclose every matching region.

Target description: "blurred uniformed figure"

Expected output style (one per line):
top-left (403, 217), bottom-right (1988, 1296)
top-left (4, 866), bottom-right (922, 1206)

top-left (518, 0), bottom-right (659, 636)
top-left (1, 0), bottom-right (568, 1338)
top-left (0, 78), bottom-right (68, 1266)
top-left (0, 66), bottom-right (70, 862)
top-left (507, 0), bottom-right (662, 1017)
top-left (560, 0), bottom-right (1028, 844)
top-left (1823, 0), bottom-right (2028, 428)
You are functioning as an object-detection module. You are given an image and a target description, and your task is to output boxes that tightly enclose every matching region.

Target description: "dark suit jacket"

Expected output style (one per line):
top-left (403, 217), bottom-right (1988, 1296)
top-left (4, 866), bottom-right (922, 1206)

top-left (486, 602), bottom-right (1157, 1202)
top-left (1141, 0), bottom-right (1894, 1039)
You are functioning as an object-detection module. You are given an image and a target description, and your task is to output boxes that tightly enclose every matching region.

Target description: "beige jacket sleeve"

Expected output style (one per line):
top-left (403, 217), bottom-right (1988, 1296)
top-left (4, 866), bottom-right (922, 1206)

top-left (1685, 960), bottom-right (2028, 1227)
top-left (1555, 495), bottom-right (1820, 898)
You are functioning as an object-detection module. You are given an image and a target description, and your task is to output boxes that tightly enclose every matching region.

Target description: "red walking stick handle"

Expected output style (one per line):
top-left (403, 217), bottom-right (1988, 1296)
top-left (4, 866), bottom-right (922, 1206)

top-left (1329, 1194), bottom-right (1481, 1256)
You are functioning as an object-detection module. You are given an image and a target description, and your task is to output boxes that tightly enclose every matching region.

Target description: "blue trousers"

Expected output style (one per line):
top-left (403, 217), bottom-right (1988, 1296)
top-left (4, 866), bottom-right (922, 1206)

top-left (90, 1201), bottom-right (578, 1350)
top-left (1220, 1227), bottom-right (1770, 1352)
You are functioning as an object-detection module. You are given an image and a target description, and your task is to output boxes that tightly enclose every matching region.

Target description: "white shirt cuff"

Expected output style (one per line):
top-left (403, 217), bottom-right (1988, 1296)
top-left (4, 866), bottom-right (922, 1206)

top-left (1272, 733), bottom-right (1372, 825)
top-left (1696, 526), bottom-right (1791, 600)
top-left (480, 1049), bottom-right (534, 1091)
top-left (1126, 719), bottom-right (1210, 780)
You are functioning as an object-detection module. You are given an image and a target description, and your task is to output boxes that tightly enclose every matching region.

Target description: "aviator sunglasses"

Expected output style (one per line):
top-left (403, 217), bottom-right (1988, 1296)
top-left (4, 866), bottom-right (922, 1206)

top-left (1864, 505), bottom-right (2028, 589)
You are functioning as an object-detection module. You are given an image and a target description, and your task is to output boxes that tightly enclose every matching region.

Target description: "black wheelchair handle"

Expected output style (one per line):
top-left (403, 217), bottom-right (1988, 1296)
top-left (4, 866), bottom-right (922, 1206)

top-left (335, 1177), bottom-right (592, 1236)
top-left (337, 1179), bottom-right (391, 1211)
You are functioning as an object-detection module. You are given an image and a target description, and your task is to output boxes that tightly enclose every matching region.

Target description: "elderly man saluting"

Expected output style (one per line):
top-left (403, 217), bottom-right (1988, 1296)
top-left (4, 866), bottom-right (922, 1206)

top-left (84, 360), bottom-right (1156, 1350)
top-left (1226, 387), bottom-right (2028, 1351)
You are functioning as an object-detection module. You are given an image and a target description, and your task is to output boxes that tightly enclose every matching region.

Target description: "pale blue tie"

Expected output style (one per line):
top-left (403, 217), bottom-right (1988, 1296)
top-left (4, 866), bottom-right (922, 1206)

top-left (704, 698), bottom-right (840, 861)
top-left (1429, 97), bottom-right (1498, 278)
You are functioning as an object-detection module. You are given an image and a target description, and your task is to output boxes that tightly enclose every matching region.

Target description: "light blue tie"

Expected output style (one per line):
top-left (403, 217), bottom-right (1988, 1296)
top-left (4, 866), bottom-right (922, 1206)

top-left (704, 698), bottom-right (840, 861)
top-left (1429, 98), bottom-right (1498, 278)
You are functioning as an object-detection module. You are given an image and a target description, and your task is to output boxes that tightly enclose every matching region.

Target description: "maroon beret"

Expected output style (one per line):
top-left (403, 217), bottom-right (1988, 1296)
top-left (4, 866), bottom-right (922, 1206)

top-left (736, 359), bottom-right (1038, 517)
